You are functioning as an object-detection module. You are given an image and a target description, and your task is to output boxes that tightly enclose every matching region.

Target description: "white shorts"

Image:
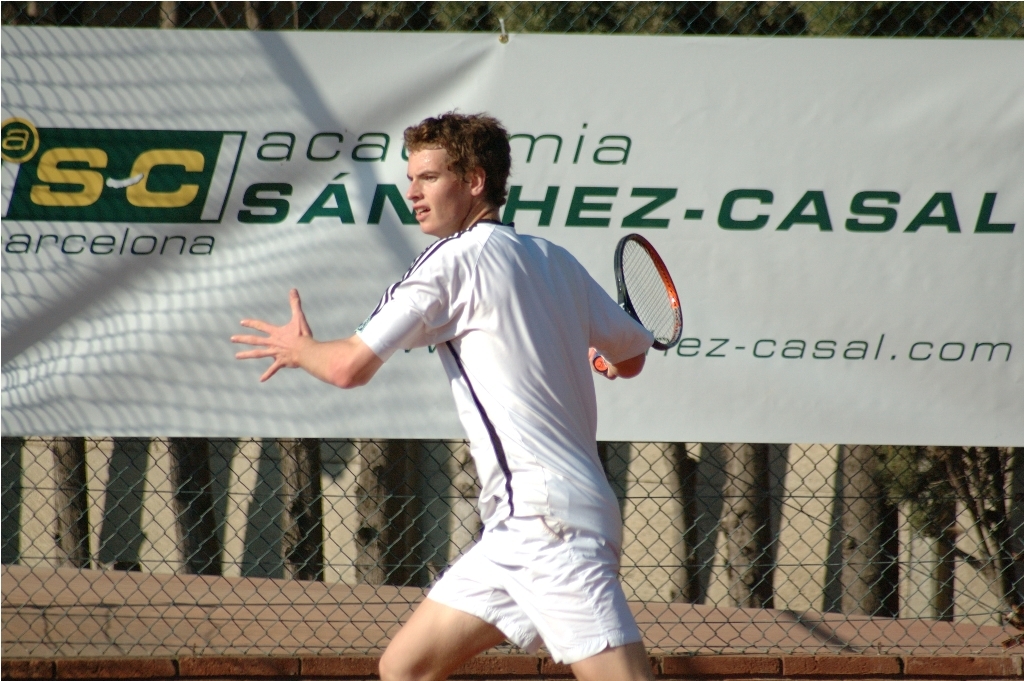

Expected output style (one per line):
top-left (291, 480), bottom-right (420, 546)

top-left (427, 515), bottom-right (641, 665)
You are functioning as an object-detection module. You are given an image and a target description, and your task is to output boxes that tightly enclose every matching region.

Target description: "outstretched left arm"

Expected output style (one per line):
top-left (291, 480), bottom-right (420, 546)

top-left (232, 288), bottom-right (383, 388)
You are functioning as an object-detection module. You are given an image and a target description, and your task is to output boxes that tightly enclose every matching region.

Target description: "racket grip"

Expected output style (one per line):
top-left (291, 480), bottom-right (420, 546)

top-left (592, 354), bottom-right (609, 373)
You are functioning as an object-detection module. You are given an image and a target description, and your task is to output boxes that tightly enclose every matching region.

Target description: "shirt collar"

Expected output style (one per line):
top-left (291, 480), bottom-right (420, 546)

top-left (471, 219), bottom-right (514, 231)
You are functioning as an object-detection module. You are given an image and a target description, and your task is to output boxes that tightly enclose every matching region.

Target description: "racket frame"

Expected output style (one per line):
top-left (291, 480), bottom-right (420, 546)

top-left (613, 233), bottom-right (683, 351)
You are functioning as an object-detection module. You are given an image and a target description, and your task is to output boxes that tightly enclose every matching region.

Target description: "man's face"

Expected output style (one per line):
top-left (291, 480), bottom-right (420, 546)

top-left (406, 148), bottom-right (476, 239)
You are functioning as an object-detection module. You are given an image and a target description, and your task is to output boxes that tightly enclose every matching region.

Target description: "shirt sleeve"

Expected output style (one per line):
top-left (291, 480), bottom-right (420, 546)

top-left (585, 270), bottom-right (654, 364)
top-left (356, 302), bottom-right (429, 361)
top-left (356, 245), bottom-right (466, 361)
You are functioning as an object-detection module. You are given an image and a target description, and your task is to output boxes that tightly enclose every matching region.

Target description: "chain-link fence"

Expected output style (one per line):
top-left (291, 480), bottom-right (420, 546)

top-left (1, 1), bottom-right (1023, 36)
top-left (2, 0), bottom-right (1023, 661)
top-left (2, 437), bottom-right (1022, 656)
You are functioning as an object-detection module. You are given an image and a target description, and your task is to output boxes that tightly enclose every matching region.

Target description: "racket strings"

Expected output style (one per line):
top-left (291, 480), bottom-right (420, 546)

top-left (621, 240), bottom-right (680, 346)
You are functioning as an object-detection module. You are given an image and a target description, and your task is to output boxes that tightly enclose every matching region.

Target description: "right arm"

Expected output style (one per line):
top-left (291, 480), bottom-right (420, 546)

top-left (584, 262), bottom-right (654, 380)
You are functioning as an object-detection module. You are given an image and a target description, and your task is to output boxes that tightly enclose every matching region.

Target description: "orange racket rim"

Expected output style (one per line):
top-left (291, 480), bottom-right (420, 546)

top-left (618, 234), bottom-right (683, 350)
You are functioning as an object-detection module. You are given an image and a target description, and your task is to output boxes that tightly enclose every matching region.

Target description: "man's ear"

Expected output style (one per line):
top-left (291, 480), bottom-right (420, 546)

top-left (467, 166), bottom-right (487, 197)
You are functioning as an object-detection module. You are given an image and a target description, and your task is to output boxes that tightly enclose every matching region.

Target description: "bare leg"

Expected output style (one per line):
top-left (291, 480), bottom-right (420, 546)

top-left (379, 597), bottom-right (507, 681)
top-left (571, 642), bottom-right (655, 681)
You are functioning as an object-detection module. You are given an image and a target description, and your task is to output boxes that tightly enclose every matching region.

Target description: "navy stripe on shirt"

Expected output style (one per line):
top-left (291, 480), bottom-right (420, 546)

top-left (444, 340), bottom-right (515, 517)
top-left (358, 221), bottom-right (492, 329)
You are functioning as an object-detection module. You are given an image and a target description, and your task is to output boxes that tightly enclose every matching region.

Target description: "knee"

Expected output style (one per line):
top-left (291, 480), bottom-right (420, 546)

top-left (377, 649), bottom-right (402, 681)
top-left (378, 647), bottom-right (425, 681)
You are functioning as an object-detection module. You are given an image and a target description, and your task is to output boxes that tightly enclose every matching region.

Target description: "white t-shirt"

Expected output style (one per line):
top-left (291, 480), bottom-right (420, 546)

top-left (357, 221), bottom-right (653, 545)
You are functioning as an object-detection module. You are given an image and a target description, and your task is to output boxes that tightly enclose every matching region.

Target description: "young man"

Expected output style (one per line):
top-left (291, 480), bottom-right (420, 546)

top-left (232, 113), bottom-right (655, 681)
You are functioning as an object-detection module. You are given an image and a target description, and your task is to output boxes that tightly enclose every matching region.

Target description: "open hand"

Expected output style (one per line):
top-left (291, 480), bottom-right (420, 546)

top-left (232, 289), bottom-right (314, 382)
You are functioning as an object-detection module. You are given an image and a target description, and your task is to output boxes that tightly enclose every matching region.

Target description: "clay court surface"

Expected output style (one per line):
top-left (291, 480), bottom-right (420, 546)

top-left (3, 564), bottom-right (1017, 659)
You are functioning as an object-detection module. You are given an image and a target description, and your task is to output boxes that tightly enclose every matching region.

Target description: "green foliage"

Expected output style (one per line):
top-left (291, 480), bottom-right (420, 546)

top-left (880, 445), bottom-right (1019, 604)
top-left (878, 446), bottom-right (956, 540)
top-left (3, 1), bottom-right (1022, 36)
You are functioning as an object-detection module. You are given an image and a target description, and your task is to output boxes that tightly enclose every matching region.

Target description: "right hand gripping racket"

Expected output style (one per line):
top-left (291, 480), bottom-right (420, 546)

top-left (593, 234), bottom-right (683, 373)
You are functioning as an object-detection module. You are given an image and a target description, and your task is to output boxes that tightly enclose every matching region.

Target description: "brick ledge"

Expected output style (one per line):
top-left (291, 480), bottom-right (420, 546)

top-left (3, 654), bottom-right (1022, 680)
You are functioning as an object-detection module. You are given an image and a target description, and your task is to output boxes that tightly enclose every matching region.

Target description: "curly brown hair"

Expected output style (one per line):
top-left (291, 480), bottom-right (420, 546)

top-left (404, 112), bottom-right (511, 208)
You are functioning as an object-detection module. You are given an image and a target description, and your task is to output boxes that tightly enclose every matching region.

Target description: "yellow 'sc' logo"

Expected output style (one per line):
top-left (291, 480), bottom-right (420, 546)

top-left (30, 147), bottom-right (108, 207)
top-left (126, 149), bottom-right (205, 208)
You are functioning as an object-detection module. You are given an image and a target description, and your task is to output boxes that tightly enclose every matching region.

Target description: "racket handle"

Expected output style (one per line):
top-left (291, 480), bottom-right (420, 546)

top-left (592, 354), bottom-right (609, 373)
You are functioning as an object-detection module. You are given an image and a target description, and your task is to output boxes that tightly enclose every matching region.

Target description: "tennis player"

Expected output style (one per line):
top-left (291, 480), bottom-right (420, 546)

top-left (233, 113), bottom-right (655, 681)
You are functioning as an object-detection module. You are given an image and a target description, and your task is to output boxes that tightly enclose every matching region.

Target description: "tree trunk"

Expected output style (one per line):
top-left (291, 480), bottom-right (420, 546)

top-left (934, 529), bottom-right (956, 621)
top-left (98, 438), bottom-right (149, 571)
top-left (354, 440), bottom-right (426, 586)
top-left (244, 1), bottom-right (266, 29)
top-left (983, 447), bottom-right (1020, 613)
top-left (973, 447), bottom-right (1019, 613)
top-left (932, 446), bottom-right (1021, 615)
top-left (931, 467), bottom-right (956, 621)
top-left (2, 437), bottom-right (24, 565)
top-left (159, 1), bottom-right (177, 27)
top-left (168, 438), bottom-right (221, 576)
top-left (447, 440), bottom-right (480, 561)
top-left (838, 444), bottom-right (899, 616)
top-left (674, 444), bottom-right (700, 603)
top-left (51, 437), bottom-right (90, 568)
top-left (720, 443), bottom-right (773, 608)
top-left (1011, 447), bottom-right (1024, 610)
top-left (277, 438), bottom-right (324, 581)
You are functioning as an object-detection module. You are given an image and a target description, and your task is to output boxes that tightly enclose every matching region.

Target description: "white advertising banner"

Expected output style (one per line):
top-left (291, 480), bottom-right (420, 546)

top-left (2, 28), bottom-right (1022, 444)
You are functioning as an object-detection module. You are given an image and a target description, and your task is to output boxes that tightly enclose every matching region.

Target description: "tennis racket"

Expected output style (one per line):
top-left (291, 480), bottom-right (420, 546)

top-left (593, 234), bottom-right (682, 373)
